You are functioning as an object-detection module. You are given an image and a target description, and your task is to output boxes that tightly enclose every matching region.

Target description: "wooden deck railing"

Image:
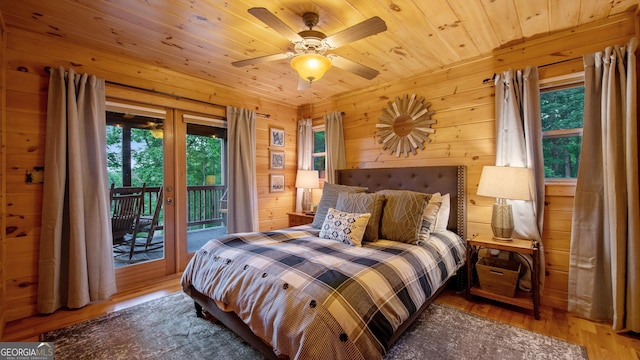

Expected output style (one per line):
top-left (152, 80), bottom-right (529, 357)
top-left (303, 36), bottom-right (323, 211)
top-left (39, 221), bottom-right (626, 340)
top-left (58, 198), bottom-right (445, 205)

top-left (113, 185), bottom-right (227, 229)
top-left (186, 185), bottom-right (227, 227)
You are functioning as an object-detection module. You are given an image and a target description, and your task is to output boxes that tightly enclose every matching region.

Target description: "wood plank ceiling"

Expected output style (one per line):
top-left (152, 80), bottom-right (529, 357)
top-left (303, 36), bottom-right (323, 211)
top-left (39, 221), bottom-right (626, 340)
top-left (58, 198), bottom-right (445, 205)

top-left (1, 0), bottom-right (638, 107)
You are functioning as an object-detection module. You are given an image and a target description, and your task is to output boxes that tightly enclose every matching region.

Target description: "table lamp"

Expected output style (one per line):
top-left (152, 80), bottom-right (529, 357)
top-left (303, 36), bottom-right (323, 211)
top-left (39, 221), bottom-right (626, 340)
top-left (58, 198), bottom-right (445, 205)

top-left (295, 169), bottom-right (319, 214)
top-left (476, 165), bottom-right (532, 241)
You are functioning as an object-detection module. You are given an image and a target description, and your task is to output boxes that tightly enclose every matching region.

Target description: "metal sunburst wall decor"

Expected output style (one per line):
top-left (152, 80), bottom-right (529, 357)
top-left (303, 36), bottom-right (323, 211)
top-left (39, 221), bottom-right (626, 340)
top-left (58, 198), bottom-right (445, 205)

top-left (375, 93), bottom-right (436, 157)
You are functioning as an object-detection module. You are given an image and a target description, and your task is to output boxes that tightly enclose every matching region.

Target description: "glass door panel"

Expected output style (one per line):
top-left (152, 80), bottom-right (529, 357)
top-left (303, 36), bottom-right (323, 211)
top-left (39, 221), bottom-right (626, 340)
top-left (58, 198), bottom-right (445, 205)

top-left (106, 101), bottom-right (174, 288)
top-left (177, 112), bottom-right (227, 268)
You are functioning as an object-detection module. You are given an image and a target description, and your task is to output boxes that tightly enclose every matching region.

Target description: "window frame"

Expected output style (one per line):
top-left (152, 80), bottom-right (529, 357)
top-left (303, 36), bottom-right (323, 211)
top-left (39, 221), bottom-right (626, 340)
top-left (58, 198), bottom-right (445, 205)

top-left (539, 72), bottom-right (585, 183)
top-left (312, 124), bottom-right (326, 180)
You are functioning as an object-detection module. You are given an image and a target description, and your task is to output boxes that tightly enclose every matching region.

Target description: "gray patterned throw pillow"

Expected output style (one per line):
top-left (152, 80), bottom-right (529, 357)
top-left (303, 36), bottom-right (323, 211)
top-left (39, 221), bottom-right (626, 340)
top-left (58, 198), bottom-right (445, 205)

top-left (311, 182), bottom-right (368, 228)
top-left (336, 192), bottom-right (385, 242)
top-left (417, 200), bottom-right (441, 245)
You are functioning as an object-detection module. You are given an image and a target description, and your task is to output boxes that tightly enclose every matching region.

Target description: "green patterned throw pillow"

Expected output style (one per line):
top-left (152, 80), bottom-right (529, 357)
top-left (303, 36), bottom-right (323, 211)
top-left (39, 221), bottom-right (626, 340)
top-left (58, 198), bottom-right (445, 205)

top-left (377, 189), bottom-right (429, 244)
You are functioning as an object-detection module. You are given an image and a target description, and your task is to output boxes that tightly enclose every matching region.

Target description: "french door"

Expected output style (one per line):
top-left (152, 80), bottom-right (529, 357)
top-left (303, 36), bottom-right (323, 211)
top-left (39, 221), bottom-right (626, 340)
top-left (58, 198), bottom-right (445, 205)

top-left (174, 111), bottom-right (228, 270)
top-left (106, 101), bottom-right (176, 289)
top-left (106, 101), bottom-right (228, 289)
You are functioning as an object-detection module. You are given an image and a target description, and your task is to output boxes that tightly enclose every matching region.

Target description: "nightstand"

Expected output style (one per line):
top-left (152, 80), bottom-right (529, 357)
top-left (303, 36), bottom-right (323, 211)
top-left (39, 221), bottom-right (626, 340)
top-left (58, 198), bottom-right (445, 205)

top-left (466, 234), bottom-right (540, 320)
top-left (287, 212), bottom-right (315, 227)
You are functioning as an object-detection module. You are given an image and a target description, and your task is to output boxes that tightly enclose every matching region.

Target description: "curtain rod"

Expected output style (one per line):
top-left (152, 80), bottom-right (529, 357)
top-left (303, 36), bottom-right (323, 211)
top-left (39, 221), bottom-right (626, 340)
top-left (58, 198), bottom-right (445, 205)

top-left (309, 111), bottom-right (346, 121)
top-left (481, 56), bottom-right (582, 85)
top-left (44, 66), bottom-right (271, 118)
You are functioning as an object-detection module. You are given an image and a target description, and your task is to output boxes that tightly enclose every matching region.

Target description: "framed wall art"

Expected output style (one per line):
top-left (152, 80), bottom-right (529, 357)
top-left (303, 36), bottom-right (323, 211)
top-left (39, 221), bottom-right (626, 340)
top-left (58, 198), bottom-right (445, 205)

top-left (269, 127), bottom-right (285, 147)
top-left (270, 174), bottom-right (285, 193)
top-left (269, 150), bottom-right (285, 170)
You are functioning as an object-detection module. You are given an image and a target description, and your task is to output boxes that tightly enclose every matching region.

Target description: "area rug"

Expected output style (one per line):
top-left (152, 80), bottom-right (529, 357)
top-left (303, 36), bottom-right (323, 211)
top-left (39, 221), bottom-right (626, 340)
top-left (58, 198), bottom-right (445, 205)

top-left (41, 292), bottom-right (588, 360)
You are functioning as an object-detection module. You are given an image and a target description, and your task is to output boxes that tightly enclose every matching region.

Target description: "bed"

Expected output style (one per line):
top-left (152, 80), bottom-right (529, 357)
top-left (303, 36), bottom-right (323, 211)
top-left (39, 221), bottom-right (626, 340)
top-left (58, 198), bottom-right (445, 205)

top-left (181, 165), bottom-right (467, 359)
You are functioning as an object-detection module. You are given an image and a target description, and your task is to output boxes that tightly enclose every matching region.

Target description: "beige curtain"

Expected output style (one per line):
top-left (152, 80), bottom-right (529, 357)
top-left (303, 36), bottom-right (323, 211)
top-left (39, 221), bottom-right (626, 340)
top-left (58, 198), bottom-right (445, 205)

top-left (494, 67), bottom-right (545, 291)
top-left (226, 106), bottom-right (259, 233)
top-left (296, 119), bottom-right (313, 212)
top-left (324, 111), bottom-right (346, 184)
top-left (38, 67), bottom-right (116, 314)
top-left (568, 37), bottom-right (639, 332)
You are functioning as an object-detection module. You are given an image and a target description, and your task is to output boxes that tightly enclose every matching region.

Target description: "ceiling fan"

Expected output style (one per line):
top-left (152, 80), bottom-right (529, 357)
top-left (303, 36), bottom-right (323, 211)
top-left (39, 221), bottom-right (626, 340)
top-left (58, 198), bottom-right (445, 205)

top-left (232, 7), bottom-right (387, 89)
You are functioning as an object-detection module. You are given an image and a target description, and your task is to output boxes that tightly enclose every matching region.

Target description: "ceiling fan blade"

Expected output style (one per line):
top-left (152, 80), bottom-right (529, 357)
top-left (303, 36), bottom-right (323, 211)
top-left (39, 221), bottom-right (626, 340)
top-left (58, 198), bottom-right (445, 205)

top-left (330, 55), bottom-right (380, 80)
top-left (248, 7), bottom-right (303, 43)
top-left (232, 53), bottom-right (291, 67)
top-left (297, 77), bottom-right (311, 91)
top-left (324, 16), bottom-right (387, 49)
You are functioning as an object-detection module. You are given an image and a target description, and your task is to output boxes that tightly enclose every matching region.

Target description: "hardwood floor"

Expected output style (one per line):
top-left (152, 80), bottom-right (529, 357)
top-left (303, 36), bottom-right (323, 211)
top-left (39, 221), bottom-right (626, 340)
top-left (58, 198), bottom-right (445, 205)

top-left (438, 289), bottom-right (640, 360)
top-left (1, 273), bottom-right (183, 343)
top-left (3, 275), bottom-right (639, 360)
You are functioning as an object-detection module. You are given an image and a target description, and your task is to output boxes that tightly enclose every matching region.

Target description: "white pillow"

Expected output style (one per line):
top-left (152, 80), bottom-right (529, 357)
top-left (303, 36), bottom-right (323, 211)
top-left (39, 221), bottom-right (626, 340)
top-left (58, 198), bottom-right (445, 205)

top-left (319, 208), bottom-right (371, 247)
top-left (429, 192), bottom-right (450, 232)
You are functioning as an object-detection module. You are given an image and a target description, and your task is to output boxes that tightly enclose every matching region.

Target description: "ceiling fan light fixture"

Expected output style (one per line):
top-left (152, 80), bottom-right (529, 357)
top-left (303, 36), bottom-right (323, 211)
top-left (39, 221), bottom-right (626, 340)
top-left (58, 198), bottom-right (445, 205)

top-left (291, 53), bottom-right (332, 82)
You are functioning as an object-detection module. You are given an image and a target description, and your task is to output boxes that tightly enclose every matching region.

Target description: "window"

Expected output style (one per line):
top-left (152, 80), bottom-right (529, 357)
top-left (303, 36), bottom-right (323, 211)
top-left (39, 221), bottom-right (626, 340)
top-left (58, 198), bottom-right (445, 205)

top-left (184, 117), bottom-right (227, 189)
top-left (540, 76), bottom-right (584, 179)
top-left (312, 125), bottom-right (326, 179)
top-left (184, 116), bottom-right (228, 236)
top-left (106, 102), bottom-right (166, 188)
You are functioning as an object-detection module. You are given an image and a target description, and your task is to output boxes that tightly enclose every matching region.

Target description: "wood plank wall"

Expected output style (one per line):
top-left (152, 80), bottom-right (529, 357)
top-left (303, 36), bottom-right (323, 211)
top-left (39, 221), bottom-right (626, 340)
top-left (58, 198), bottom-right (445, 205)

top-left (308, 12), bottom-right (638, 310)
top-left (2, 27), bottom-right (298, 322)
top-left (0, 14), bottom-right (7, 338)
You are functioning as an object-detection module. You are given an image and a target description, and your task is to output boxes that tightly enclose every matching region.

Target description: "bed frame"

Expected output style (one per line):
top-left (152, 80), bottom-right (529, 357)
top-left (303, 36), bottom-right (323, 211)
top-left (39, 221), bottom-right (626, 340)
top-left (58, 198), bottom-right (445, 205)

top-left (184, 165), bottom-right (466, 359)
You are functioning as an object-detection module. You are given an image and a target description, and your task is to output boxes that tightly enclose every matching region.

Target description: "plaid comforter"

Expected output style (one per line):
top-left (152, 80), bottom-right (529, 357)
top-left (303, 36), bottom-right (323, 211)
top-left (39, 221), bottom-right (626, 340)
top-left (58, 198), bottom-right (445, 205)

top-left (181, 226), bottom-right (465, 360)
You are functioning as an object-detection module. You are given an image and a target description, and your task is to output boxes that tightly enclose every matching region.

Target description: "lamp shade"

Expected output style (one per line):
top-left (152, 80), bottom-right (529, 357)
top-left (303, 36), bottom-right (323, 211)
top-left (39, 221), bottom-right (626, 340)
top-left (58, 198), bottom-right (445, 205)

top-left (295, 169), bottom-right (319, 189)
top-left (291, 54), bottom-right (332, 82)
top-left (477, 166), bottom-right (531, 200)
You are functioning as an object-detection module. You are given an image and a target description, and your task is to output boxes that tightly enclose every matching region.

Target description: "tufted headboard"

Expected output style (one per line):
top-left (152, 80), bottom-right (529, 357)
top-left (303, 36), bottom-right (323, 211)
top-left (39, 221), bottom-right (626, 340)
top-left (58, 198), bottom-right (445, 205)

top-left (335, 166), bottom-right (466, 238)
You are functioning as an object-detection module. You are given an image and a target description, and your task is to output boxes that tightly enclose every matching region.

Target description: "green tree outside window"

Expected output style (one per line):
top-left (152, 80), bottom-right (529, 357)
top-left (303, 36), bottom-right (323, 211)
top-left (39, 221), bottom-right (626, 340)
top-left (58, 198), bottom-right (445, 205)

top-left (540, 86), bottom-right (584, 179)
